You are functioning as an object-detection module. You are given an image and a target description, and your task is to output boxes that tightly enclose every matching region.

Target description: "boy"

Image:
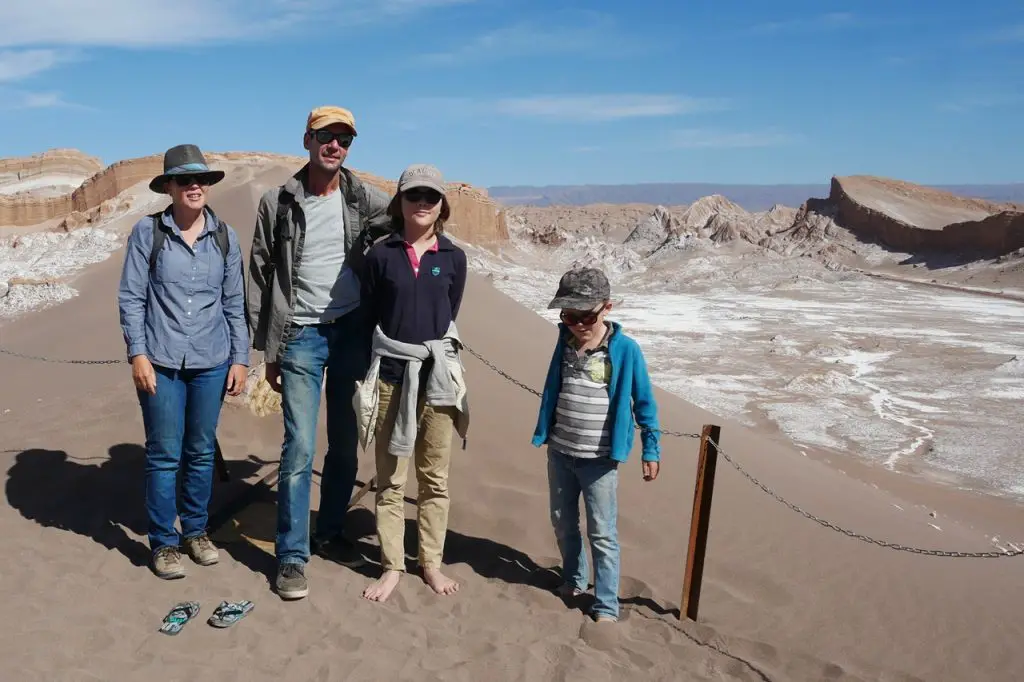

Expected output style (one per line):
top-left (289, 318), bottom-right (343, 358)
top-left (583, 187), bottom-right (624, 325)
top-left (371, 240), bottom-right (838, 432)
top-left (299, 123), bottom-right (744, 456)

top-left (531, 267), bottom-right (661, 623)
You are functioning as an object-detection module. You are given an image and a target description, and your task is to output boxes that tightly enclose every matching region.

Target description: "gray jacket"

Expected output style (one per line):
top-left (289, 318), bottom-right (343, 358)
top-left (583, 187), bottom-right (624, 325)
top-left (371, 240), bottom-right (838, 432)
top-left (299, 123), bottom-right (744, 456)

top-left (246, 164), bottom-right (393, 362)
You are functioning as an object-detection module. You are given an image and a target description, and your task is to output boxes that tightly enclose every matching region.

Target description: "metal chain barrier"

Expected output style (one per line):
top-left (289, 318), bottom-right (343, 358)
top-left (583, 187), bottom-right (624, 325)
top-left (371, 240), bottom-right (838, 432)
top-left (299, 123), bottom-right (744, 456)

top-left (4, 339), bottom-right (1022, 557)
top-left (461, 344), bottom-right (701, 440)
top-left (0, 347), bottom-right (125, 365)
top-left (707, 437), bottom-right (1024, 558)
top-left (461, 343), bottom-right (1024, 559)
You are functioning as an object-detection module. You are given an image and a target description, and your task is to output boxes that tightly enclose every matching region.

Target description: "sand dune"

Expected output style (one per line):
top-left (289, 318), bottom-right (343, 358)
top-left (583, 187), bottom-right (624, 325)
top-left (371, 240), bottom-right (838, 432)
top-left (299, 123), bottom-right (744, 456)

top-left (2, 170), bottom-right (1023, 681)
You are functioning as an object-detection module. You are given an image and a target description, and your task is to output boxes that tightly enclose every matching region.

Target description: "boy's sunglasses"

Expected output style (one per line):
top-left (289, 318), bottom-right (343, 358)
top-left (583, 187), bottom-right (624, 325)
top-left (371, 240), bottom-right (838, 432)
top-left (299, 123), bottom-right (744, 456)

top-left (171, 174), bottom-right (212, 187)
top-left (310, 129), bottom-right (354, 148)
top-left (560, 307), bottom-right (603, 326)
top-left (402, 188), bottom-right (442, 204)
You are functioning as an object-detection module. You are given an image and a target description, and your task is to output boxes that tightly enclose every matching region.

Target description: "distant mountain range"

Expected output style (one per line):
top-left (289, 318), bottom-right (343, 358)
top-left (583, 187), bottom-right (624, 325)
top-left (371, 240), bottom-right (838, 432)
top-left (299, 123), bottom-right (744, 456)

top-left (486, 182), bottom-right (1024, 212)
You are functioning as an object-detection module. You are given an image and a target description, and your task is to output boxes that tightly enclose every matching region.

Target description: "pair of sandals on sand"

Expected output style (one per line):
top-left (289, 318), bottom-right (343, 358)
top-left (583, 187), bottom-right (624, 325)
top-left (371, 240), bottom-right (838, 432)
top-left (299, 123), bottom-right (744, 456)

top-left (159, 600), bottom-right (255, 635)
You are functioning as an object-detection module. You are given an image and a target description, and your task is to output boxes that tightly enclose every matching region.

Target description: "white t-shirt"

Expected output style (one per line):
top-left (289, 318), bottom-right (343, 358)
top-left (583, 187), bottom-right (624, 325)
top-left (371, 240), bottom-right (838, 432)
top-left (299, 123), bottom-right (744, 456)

top-left (291, 189), bottom-right (361, 325)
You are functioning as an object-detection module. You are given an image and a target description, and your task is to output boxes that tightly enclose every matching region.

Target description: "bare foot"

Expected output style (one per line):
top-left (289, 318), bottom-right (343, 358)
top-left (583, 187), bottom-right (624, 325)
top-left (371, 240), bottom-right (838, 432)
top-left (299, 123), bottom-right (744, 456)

top-left (362, 570), bottom-right (401, 602)
top-left (422, 566), bottom-right (459, 596)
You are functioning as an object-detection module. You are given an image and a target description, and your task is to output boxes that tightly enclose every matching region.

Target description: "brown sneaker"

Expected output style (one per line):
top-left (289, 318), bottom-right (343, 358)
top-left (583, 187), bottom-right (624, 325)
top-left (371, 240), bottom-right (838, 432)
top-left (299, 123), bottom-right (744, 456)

top-left (183, 533), bottom-right (219, 566)
top-left (153, 546), bottom-right (186, 580)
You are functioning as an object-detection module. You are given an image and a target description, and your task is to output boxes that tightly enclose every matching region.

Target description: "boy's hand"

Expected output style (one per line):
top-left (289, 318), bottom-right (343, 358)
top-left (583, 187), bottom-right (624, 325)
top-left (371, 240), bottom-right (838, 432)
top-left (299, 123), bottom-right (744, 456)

top-left (642, 461), bottom-right (659, 481)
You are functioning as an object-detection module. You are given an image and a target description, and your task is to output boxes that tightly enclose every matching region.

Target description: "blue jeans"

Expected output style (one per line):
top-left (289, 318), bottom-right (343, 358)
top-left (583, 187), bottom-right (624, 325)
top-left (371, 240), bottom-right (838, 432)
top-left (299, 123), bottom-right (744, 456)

top-left (138, 360), bottom-right (230, 552)
top-left (276, 310), bottom-right (368, 565)
top-left (547, 450), bottom-right (621, 619)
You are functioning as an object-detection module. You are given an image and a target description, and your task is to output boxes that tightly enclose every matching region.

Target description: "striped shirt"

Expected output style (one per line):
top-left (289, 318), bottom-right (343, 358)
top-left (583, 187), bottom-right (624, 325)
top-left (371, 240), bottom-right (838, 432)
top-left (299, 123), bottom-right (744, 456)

top-left (549, 325), bottom-right (613, 459)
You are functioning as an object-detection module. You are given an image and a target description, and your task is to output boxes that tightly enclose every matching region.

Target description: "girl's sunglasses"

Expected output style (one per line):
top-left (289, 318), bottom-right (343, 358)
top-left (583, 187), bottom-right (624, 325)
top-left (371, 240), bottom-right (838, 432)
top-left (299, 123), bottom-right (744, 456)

top-left (560, 307), bottom-right (603, 326)
top-left (402, 188), bottom-right (442, 204)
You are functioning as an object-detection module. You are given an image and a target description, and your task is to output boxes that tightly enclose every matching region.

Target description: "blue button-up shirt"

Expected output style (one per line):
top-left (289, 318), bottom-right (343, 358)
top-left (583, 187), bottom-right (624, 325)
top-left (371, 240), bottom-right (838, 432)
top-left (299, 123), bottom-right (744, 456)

top-left (118, 209), bottom-right (249, 370)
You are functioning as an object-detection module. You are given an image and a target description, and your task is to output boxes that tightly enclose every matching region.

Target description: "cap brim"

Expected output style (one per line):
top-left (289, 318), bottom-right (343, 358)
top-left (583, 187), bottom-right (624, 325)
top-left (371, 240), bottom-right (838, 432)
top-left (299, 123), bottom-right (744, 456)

top-left (400, 180), bottom-right (445, 194)
top-left (309, 117), bottom-right (357, 135)
top-left (547, 295), bottom-right (605, 310)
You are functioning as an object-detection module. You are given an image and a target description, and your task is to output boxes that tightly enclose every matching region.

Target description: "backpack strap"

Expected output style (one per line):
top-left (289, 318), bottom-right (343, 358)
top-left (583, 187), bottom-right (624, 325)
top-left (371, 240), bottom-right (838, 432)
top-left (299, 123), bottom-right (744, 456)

top-left (148, 208), bottom-right (170, 274)
top-left (149, 206), bottom-right (234, 276)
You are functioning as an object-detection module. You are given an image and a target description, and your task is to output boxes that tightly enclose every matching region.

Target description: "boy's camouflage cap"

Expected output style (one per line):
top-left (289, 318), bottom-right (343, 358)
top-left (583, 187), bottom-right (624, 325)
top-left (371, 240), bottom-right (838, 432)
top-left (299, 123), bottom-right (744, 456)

top-left (547, 267), bottom-right (611, 310)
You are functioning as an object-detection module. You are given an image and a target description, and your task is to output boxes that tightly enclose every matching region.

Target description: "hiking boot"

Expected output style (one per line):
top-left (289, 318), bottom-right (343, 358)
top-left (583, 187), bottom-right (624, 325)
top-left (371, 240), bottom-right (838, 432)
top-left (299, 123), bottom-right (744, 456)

top-left (313, 535), bottom-right (366, 568)
top-left (276, 563), bottom-right (309, 600)
top-left (183, 533), bottom-right (219, 566)
top-left (152, 546), bottom-right (186, 580)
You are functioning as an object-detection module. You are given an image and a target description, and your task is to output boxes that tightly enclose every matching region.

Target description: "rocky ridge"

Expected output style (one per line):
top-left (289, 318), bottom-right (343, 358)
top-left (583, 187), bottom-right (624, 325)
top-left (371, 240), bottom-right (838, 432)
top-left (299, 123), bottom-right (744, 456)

top-left (512, 175), bottom-right (1024, 273)
top-left (0, 148), bottom-right (508, 246)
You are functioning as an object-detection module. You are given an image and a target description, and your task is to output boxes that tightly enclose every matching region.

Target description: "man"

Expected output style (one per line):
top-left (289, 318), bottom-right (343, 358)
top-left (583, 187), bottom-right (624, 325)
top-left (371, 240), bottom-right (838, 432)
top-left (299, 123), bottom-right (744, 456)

top-left (247, 105), bottom-right (393, 600)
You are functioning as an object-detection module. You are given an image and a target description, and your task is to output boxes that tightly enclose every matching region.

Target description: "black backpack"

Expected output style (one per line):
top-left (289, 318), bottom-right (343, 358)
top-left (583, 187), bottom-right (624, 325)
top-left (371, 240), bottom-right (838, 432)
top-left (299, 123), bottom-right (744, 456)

top-left (148, 206), bottom-right (234, 275)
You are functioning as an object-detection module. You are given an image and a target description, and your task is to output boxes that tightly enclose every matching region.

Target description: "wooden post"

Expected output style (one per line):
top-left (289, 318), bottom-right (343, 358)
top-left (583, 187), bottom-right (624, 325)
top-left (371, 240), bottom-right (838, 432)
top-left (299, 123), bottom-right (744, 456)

top-left (680, 423), bottom-right (721, 621)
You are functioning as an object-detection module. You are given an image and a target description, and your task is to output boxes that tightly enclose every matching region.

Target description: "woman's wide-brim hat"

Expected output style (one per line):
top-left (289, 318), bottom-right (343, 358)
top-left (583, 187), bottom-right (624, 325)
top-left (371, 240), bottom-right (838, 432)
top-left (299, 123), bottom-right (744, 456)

top-left (149, 144), bottom-right (226, 194)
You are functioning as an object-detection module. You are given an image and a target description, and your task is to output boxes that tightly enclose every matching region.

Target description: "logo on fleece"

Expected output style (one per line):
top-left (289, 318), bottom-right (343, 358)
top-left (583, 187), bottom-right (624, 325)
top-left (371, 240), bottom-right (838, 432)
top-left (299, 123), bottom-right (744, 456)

top-left (431, 266), bottom-right (441, 276)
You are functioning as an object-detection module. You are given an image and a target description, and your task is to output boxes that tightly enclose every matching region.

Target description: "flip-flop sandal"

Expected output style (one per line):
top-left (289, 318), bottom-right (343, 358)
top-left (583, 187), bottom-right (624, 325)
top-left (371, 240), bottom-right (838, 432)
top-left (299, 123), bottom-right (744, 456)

top-left (207, 600), bottom-right (254, 628)
top-left (159, 601), bottom-right (200, 636)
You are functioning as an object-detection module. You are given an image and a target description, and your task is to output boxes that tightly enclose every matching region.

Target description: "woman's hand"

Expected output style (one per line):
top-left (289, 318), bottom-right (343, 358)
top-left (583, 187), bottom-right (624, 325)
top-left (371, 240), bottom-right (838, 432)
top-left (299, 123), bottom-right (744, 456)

top-left (226, 364), bottom-right (248, 396)
top-left (131, 355), bottom-right (157, 395)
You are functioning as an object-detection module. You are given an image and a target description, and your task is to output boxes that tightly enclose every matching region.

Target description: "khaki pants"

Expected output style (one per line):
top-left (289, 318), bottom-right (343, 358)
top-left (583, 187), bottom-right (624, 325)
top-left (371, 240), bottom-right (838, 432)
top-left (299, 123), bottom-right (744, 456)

top-left (373, 380), bottom-right (456, 571)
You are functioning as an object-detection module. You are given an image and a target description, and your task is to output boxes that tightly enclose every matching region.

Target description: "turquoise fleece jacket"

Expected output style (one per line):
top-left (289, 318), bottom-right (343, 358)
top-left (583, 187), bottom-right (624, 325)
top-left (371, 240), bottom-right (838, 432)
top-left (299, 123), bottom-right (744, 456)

top-left (531, 321), bottom-right (661, 462)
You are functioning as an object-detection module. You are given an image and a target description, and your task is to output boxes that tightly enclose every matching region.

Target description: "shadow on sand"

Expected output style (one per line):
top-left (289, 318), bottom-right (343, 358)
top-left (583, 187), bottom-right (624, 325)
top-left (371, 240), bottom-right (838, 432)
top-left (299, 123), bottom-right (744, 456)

top-left (5, 443), bottom-right (261, 570)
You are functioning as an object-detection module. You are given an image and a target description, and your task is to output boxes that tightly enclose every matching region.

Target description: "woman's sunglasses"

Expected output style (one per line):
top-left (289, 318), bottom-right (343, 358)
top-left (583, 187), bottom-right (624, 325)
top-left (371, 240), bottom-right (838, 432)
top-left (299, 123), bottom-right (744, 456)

top-left (171, 174), bottom-right (213, 187)
top-left (310, 130), bottom-right (354, 148)
top-left (560, 307), bottom-right (603, 326)
top-left (402, 188), bottom-right (442, 204)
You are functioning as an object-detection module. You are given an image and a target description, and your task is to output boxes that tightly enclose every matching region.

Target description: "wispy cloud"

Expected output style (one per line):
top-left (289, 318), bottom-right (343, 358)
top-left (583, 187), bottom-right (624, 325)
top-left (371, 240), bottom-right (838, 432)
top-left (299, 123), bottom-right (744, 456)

top-left (670, 129), bottom-right (798, 149)
top-left (742, 12), bottom-right (858, 36)
top-left (419, 13), bottom-right (630, 64)
top-left (0, 48), bottom-right (79, 82)
top-left (939, 93), bottom-right (1022, 113)
top-left (975, 24), bottom-right (1024, 45)
top-left (420, 94), bottom-right (729, 122)
top-left (0, 89), bottom-right (94, 110)
top-left (0, 0), bottom-right (473, 47)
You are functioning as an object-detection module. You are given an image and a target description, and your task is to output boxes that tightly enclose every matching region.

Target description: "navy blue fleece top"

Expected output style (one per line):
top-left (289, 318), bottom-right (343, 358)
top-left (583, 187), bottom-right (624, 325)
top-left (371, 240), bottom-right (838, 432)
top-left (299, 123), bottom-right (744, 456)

top-left (361, 232), bottom-right (467, 384)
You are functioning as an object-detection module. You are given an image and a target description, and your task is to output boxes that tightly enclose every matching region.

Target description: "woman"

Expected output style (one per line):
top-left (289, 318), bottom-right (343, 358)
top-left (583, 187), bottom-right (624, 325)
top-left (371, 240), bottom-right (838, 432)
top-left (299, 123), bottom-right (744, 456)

top-left (356, 163), bottom-right (469, 604)
top-left (117, 144), bottom-right (249, 580)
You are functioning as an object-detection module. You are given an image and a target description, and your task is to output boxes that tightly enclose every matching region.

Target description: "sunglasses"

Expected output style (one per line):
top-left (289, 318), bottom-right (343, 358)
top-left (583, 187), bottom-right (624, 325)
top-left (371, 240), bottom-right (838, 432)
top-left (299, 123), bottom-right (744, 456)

top-left (560, 306), bottom-right (604, 326)
top-left (310, 129), bottom-right (354, 148)
top-left (170, 174), bottom-right (212, 187)
top-left (402, 188), bottom-right (442, 204)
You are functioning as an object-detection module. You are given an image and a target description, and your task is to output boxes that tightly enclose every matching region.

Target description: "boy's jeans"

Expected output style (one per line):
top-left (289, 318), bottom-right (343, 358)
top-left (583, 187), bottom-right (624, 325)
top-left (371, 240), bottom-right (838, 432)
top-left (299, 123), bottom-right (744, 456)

top-left (138, 360), bottom-right (230, 551)
top-left (547, 450), bottom-right (620, 619)
top-left (276, 310), bottom-right (368, 566)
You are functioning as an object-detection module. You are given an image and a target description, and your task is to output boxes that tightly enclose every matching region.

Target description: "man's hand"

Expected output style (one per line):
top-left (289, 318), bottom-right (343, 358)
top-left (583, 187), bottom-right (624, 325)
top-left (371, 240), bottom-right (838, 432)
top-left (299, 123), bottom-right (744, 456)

top-left (264, 361), bottom-right (282, 393)
top-left (226, 364), bottom-right (248, 397)
top-left (642, 460), bottom-right (660, 482)
top-left (131, 355), bottom-right (157, 395)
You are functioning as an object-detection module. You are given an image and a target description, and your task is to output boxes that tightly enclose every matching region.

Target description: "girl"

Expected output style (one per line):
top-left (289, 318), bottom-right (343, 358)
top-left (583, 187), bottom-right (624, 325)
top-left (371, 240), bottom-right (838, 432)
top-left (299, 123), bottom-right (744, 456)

top-left (358, 163), bottom-right (468, 603)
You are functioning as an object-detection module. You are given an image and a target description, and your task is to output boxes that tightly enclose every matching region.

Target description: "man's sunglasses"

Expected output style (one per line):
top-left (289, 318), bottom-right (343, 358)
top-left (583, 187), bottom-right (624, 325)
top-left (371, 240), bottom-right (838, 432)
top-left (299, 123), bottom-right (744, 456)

top-left (171, 174), bottom-right (212, 187)
top-left (560, 307), bottom-right (604, 326)
top-left (309, 129), bottom-right (354, 148)
top-left (402, 188), bottom-right (442, 204)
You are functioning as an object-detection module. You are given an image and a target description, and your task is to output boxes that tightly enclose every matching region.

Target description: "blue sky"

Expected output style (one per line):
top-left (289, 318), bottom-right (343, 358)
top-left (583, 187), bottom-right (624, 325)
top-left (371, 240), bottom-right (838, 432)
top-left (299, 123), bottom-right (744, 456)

top-left (0, 0), bottom-right (1021, 187)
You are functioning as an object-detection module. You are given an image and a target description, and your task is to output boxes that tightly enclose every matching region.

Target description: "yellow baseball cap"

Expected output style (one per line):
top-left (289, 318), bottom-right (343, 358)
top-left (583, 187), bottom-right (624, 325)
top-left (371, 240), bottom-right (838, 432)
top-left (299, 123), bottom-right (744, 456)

top-left (306, 105), bottom-right (357, 135)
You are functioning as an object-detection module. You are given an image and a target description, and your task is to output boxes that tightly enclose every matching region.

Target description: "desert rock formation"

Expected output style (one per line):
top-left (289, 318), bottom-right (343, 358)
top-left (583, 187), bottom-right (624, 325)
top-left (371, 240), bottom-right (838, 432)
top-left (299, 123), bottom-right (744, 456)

top-left (830, 175), bottom-right (1024, 254)
top-left (0, 148), bottom-right (508, 246)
